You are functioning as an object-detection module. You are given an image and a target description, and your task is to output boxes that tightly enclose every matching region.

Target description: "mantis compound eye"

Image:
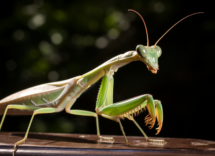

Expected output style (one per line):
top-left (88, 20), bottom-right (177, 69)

top-left (136, 45), bottom-right (148, 58)
top-left (153, 45), bottom-right (162, 57)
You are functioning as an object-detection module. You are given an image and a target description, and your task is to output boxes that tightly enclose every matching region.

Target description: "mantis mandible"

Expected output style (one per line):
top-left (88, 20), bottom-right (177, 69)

top-left (0, 9), bottom-right (203, 156)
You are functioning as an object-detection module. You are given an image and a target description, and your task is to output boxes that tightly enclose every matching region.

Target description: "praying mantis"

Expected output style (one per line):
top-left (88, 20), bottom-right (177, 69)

top-left (0, 9), bottom-right (203, 156)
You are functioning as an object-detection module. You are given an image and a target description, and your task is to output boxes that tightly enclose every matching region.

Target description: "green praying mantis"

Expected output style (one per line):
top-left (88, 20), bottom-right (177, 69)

top-left (0, 9), bottom-right (203, 156)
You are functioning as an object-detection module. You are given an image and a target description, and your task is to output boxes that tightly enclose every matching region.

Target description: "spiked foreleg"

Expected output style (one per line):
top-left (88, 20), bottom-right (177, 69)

top-left (98, 94), bottom-right (165, 143)
top-left (99, 94), bottom-right (150, 119)
top-left (154, 100), bottom-right (164, 135)
top-left (96, 75), bottom-right (112, 109)
top-left (144, 95), bottom-right (156, 129)
top-left (95, 73), bottom-right (165, 144)
top-left (98, 94), bottom-right (149, 144)
top-left (144, 99), bottom-right (164, 135)
top-left (96, 74), bottom-right (134, 144)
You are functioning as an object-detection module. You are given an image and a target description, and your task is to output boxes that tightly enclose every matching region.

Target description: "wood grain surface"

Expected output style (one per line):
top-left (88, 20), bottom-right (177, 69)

top-left (0, 132), bottom-right (215, 156)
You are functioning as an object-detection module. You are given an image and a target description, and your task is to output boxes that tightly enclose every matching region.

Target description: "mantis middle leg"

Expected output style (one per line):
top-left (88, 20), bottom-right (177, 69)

top-left (65, 76), bottom-right (114, 142)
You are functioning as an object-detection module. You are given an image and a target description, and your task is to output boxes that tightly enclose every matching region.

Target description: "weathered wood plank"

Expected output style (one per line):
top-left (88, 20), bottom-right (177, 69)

top-left (0, 132), bottom-right (215, 155)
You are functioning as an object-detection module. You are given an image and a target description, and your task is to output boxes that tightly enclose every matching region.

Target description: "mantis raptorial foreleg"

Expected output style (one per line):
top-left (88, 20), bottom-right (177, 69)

top-left (96, 74), bottom-right (116, 142)
top-left (95, 72), bottom-right (165, 144)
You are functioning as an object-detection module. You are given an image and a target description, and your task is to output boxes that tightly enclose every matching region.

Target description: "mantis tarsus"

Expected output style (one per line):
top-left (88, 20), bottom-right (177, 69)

top-left (0, 9), bottom-right (203, 156)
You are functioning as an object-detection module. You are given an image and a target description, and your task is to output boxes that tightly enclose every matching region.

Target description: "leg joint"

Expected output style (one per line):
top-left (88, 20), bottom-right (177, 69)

top-left (65, 108), bottom-right (70, 113)
top-left (147, 94), bottom-right (152, 97)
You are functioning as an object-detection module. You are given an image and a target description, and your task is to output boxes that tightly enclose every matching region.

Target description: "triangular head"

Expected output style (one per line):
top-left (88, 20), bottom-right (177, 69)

top-left (136, 45), bottom-right (161, 74)
top-left (128, 9), bottom-right (203, 74)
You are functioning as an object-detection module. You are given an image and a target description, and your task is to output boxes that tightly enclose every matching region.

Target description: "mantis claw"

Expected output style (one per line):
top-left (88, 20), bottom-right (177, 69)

top-left (126, 141), bottom-right (132, 146)
top-left (98, 136), bottom-right (115, 143)
top-left (13, 144), bottom-right (17, 156)
top-left (145, 99), bottom-right (163, 135)
top-left (13, 137), bottom-right (27, 156)
top-left (146, 138), bottom-right (166, 144)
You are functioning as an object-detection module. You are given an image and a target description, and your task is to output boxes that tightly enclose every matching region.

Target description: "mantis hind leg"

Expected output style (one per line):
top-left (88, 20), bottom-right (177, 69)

top-left (5, 107), bottom-right (59, 156)
top-left (0, 105), bottom-right (39, 131)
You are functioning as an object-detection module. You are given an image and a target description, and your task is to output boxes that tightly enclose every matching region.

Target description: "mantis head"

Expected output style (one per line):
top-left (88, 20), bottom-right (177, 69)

top-left (128, 9), bottom-right (203, 74)
top-left (136, 45), bottom-right (161, 74)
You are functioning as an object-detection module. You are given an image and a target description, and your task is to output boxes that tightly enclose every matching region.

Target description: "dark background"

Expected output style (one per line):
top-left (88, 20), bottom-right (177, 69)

top-left (0, 0), bottom-right (215, 142)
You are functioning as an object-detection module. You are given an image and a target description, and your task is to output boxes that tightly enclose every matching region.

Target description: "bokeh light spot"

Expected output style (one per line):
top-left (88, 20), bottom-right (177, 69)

top-left (119, 20), bottom-right (130, 31)
top-left (95, 37), bottom-right (108, 49)
top-left (28, 13), bottom-right (45, 29)
top-left (112, 11), bottom-right (124, 23)
top-left (51, 33), bottom-right (63, 44)
top-left (108, 28), bottom-right (119, 39)
top-left (39, 41), bottom-right (53, 55)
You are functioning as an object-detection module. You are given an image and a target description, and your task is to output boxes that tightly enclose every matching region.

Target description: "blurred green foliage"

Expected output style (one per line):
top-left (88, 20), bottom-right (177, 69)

top-left (0, 0), bottom-right (215, 141)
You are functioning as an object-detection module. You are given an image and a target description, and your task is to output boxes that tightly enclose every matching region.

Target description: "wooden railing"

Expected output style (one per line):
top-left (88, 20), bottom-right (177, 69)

top-left (1, 132), bottom-right (215, 155)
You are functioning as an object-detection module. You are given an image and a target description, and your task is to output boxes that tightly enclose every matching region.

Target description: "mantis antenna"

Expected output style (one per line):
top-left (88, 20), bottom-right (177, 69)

top-left (128, 9), bottom-right (149, 49)
top-left (153, 12), bottom-right (204, 48)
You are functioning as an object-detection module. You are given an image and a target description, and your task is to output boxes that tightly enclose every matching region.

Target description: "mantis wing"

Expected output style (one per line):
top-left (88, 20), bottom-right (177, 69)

top-left (0, 78), bottom-right (76, 115)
